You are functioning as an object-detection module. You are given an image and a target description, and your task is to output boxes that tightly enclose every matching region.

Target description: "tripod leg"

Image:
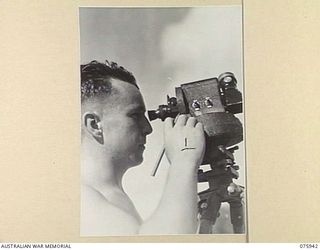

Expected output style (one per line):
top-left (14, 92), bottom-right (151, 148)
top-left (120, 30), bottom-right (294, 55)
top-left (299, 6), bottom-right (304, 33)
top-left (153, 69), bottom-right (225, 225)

top-left (198, 193), bottom-right (221, 234)
top-left (199, 219), bottom-right (214, 234)
top-left (229, 200), bottom-right (245, 233)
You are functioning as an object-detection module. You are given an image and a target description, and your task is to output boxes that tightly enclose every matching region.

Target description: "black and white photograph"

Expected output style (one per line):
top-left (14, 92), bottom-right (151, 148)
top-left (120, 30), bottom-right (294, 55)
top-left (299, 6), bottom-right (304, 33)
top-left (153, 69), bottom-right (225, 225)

top-left (79, 5), bottom-right (245, 236)
top-left (2, 0), bottom-right (320, 244)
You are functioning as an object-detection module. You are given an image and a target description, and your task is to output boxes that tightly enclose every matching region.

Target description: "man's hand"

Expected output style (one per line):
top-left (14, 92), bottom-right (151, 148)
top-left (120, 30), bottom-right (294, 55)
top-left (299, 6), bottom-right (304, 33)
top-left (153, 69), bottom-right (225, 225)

top-left (164, 115), bottom-right (205, 166)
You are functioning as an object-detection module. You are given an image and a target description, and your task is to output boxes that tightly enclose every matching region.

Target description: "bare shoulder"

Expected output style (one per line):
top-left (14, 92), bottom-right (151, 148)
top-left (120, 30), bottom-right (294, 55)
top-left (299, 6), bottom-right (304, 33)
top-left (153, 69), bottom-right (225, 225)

top-left (81, 185), bottom-right (141, 236)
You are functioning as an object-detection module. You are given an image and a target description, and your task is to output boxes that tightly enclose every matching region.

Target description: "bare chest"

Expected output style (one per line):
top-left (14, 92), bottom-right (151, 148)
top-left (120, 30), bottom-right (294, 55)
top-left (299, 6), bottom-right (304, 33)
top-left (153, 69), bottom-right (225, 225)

top-left (81, 186), bottom-right (142, 235)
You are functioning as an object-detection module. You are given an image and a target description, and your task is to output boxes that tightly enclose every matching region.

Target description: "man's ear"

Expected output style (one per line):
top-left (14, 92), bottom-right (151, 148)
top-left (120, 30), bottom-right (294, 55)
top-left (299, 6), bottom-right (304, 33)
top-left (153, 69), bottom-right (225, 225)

top-left (82, 112), bottom-right (104, 144)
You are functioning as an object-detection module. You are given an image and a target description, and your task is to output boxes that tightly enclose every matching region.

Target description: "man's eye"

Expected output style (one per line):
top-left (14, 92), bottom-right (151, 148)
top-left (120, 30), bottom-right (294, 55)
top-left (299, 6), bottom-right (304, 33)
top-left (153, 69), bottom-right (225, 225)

top-left (129, 113), bottom-right (140, 119)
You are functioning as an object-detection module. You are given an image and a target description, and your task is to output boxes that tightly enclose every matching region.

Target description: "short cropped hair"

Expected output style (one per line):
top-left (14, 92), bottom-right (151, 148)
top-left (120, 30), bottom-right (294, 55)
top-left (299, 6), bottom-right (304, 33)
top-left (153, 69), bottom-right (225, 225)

top-left (81, 60), bottom-right (138, 103)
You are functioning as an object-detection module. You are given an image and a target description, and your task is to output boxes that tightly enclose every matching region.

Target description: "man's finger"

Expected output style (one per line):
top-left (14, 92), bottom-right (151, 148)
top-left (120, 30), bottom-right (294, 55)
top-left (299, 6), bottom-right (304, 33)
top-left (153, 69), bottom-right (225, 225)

top-left (164, 117), bottom-right (174, 129)
top-left (175, 114), bottom-right (188, 127)
top-left (186, 117), bottom-right (197, 127)
top-left (195, 122), bottom-right (204, 131)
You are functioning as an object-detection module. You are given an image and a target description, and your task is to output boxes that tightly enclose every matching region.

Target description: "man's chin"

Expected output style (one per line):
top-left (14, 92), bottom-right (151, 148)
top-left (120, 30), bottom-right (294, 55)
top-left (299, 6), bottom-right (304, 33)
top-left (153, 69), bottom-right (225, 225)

top-left (128, 154), bottom-right (144, 167)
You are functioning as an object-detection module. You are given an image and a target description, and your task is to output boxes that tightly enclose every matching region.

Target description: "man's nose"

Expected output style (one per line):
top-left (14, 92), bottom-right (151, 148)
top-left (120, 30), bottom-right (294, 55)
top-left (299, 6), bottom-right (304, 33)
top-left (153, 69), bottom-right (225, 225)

top-left (142, 116), bottom-right (153, 135)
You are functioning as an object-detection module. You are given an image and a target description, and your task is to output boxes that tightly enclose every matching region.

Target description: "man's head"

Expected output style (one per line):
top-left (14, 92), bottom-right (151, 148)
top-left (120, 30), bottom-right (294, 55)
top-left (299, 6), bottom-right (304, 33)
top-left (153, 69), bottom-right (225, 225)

top-left (81, 60), bottom-right (153, 168)
top-left (81, 60), bottom-right (138, 102)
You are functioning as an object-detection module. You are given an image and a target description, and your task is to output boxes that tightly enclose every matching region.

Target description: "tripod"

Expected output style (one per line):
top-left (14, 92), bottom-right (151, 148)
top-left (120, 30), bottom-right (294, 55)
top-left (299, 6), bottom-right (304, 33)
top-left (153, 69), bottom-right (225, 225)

top-left (197, 145), bottom-right (245, 234)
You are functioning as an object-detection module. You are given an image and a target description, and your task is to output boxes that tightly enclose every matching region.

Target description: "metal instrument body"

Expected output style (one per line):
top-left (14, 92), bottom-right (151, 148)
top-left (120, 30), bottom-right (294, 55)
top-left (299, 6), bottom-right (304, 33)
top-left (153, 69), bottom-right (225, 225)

top-left (148, 72), bottom-right (243, 164)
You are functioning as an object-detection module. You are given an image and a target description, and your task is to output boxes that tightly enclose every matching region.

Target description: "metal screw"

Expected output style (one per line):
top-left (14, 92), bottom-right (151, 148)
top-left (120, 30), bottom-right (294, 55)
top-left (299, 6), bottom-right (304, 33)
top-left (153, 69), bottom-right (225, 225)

top-left (192, 100), bottom-right (201, 111)
top-left (205, 97), bottom-right (213, 107)
top-left (200, 202), bottom-right (208, 209)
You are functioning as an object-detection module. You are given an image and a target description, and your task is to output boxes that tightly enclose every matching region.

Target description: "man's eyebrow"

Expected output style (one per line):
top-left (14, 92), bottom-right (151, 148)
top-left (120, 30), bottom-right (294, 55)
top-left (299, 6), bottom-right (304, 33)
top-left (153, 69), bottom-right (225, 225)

top-left (127, 105), bottom-right (146, 112)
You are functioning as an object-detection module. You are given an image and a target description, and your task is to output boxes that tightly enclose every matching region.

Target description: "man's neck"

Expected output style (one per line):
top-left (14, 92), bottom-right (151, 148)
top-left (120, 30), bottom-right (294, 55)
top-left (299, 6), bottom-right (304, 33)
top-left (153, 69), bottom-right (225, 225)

top-left (81, 142), bottom-right (141, 219)
top-left (81, 141), bottom-right (127, 193)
